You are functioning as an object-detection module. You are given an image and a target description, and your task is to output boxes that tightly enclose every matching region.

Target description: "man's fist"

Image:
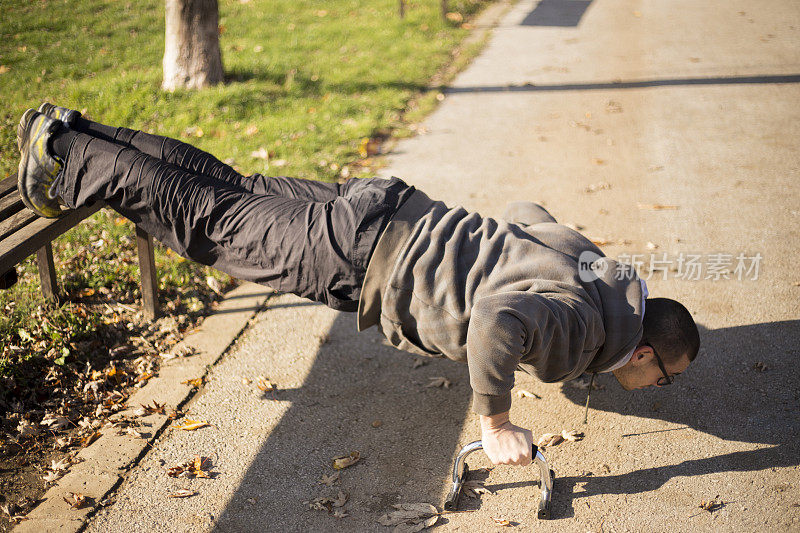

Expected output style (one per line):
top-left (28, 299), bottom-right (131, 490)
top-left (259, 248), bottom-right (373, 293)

top-left (480, 415), bottom-right (533, 466)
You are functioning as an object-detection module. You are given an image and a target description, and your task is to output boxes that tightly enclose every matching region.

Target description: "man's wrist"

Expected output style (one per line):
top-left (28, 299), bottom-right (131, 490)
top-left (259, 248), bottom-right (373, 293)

top-left (480, 411), bottom-right (510, 431)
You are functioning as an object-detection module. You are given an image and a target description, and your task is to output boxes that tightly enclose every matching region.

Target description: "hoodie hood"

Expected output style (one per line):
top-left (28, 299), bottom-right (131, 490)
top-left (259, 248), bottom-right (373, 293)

top-left (585, 257), bottom-right (644, 372)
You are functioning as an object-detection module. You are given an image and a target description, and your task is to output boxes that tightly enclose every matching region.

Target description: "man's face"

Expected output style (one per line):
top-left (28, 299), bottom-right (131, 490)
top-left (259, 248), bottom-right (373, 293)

top-left (612, 346), bottom-right (691, 390)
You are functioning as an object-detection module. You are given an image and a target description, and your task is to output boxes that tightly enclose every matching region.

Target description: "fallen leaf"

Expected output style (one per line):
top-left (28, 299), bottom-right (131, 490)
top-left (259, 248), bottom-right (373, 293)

top-left (753, 361), bottom-right (768, 372)
top-left (412, 358), bottom-right (428, 369)
top-left (181, 377), bottom-right (204, 388)
top-left (698, 496), bottom-right (723, 513)
top-left (43, 470), bottom-right (62, 483)
top-left (378, 502), bottom-right (439, 530)
top-left (81, 431), bottom-right (101, 447)
top-left (182, 126), bottom-right (203, 138)
top-left (333, 508), bottom-right (349, 518)
top-left (250, 147), bottom-right (270, 160)
top-left (463, 479), bottom-right (494, 498)
top-left (646, 241), bottom-right (659, 250)
top-left (63, 493), bottom-right (87, 509)
top-left (584, 181), bottom-right (611, 193)
top-left (17, 420), bottom-right (40, 438)
top-left (206, 276), bottom-right (223, 295)
top-left (493, 517), bottom-right (512, 526)
top-left (50, 457), bottom-right (71, 472)
top-left (561, 429), bottom-right (585, 442)
top-left (516, 389), bottom-right (541, 399)
top-left (446, 11), bottom-right (463, 23)
top-left (332, 451), bottom-right (360, 470)
top-left (426, 377), bottom-right (452, 389)
top-left (171, 419), bottom-right (210, 431)
top-left (333, 490), bottom-right (348, 508)
top-left (637, 203), bottom-right (679, 210)
top-left (140, 401), bottom-right (166, 415)
top-left (168, 489), bottom-right (196, 498)
top-left (244, 124), bottom-right (258, 136)
top-left (319, 472), bottom-right (340, 486)
top-left (256, 376), bottom-right (275, 392)
top-left (592, 158), bottom-right (605, 165)
top-left (537, 433), bottom-right (564, 448)
top-left (40, 413), bottom-right (70, 430)
top-left (569, 378), bottom-right (605, 390)
top-left (0, 65), bottom-right (9, 74)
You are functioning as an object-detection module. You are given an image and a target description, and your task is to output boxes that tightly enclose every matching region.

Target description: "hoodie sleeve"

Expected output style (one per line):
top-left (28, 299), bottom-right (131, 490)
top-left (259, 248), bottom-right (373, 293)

top-left (466, 291), bottom-right (600, 415)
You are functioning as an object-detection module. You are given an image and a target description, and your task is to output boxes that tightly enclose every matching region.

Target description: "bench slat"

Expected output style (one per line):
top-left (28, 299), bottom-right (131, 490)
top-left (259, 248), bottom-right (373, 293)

top-left (0, 189), bottom-right (24, 220)
top-left (0, 175), bottom-right (17, 198)
top-left (0, 203), bottom-right (103, 273)
top-left (0, 208), bottom-right (37, 241)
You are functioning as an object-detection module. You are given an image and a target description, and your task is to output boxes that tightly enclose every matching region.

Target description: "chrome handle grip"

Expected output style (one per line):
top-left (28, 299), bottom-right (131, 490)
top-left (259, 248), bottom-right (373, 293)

top-left (443, 440), bottom-right (554, 519)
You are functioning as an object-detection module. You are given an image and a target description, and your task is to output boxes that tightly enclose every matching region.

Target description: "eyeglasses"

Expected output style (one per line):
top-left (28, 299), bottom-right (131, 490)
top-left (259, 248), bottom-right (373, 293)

top-left (649, 345), bottom-right (677, 386)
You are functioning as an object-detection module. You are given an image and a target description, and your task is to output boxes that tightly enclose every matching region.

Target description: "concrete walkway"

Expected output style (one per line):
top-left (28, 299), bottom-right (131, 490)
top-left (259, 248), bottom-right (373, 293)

top-left (85, 0), bottom-right (800, 531)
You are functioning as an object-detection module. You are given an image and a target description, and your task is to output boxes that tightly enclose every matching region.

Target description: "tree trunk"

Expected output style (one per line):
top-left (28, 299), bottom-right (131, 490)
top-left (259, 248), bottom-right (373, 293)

top-left (162, 0), bottom-right (224, 91)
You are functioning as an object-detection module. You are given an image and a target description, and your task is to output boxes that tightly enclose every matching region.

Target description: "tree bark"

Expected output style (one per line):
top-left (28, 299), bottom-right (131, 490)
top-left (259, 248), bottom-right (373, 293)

top-left (162, 0), bottom-right (224, 91)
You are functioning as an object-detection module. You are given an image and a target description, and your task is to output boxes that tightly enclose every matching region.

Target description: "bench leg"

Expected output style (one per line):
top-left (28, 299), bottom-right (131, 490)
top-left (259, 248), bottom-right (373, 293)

top-left (36, 243), bottom-right (59, 303)
top-left (135, 226), bottom-right (160, 320)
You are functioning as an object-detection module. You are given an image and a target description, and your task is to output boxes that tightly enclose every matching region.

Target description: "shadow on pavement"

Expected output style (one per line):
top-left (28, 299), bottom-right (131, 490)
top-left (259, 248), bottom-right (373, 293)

top-left (520, 0), bottom-right (594, 27)
top-left (444, 74), bottom-right (800, 94)
top-left (555, 320), bottom-right (800, 508)
top-left (212, 311), bottom-right (472, 531)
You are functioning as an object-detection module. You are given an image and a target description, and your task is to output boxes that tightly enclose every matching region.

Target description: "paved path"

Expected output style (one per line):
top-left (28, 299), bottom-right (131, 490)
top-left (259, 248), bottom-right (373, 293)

top-left (86, 0), bottom-right (800, 531)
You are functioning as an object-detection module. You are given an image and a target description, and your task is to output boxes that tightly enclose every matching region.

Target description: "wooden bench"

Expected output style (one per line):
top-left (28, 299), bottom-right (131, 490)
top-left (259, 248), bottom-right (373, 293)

top-left (0, 174), bottom-right (160, 319)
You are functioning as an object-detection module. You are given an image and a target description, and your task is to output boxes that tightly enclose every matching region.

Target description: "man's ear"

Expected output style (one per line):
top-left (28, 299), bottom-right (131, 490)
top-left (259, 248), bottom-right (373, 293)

top-left (631, 345), bottom-right (654, 366)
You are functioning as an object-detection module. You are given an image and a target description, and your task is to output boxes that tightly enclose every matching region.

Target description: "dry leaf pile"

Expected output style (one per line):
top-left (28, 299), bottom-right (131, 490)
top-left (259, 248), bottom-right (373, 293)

top-left (378, 502), bottom-right (440, 533)
top-left (1, 496), bottom-right (37, 524)
top-left (0, 222), bottom-right (235, 528)
top-left (305, 452), bottom-right (362, 519)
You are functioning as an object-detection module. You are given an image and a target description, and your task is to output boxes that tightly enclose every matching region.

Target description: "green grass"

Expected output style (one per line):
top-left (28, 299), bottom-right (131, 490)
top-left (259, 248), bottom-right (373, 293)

top-left (0, 0), bottom-right (491, 374)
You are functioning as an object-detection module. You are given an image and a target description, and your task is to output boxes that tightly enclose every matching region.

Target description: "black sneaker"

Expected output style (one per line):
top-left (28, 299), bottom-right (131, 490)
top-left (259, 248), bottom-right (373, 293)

top-left (16, 104), bottom-right (80, 153)
top-left (17, 109), bottom-right (66, 218)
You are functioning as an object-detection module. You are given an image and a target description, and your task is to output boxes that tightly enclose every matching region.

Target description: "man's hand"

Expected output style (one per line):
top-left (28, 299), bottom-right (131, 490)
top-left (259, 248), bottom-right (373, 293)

top-left (480, 412), bottom-right (533, 466)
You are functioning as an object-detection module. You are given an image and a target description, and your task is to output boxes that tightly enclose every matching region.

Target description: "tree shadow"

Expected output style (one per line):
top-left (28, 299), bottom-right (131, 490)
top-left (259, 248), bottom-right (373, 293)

top-left (520, 0), bottom-right (594, 27)
top-left (224, 66), bottom-right (427, 97)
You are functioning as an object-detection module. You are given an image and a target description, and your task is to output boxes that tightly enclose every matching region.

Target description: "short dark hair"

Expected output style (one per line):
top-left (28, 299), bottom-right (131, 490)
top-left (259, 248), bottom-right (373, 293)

top-left (641, 298), bottom-right (700, 364)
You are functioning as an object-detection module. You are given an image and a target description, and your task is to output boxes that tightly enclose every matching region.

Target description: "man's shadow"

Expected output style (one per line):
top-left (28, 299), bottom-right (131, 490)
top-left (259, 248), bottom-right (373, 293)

top-left (553, 320), bottom-right (800, 515)
top-left (212, 307), bottom-right (472, 532)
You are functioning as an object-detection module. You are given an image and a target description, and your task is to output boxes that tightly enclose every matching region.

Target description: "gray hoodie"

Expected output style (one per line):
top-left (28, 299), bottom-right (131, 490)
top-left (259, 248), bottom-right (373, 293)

top-left (358, 190), bottom-right (644, 415)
